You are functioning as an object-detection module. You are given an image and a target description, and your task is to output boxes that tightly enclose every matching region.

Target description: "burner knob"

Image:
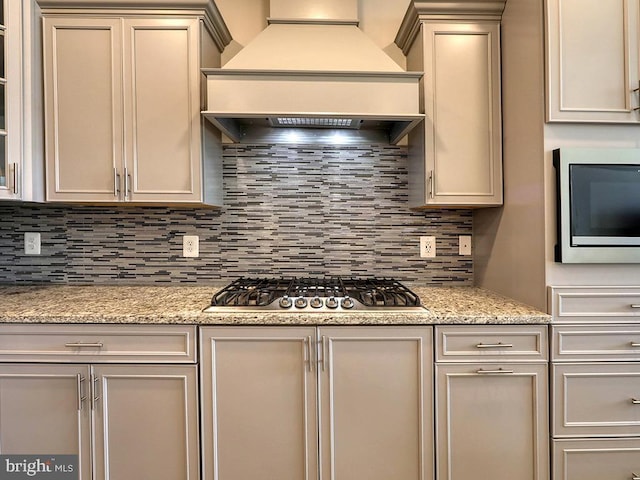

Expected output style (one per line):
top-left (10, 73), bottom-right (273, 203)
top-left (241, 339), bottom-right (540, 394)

top-left (325, 297), bottom-right (339, 309)
top-left (310, 297), bottom-right (323, 309)
top-left (294, 297), bottom-right (308, 309)
top-left (341, 297), bottom-right (355, 310)
top-left (279, 296), bottom-right (293, 309)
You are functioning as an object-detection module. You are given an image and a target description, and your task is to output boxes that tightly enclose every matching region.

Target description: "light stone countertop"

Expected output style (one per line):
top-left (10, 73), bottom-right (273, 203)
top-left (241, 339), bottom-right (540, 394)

top-left (0, 285), bottom-right (550, 325)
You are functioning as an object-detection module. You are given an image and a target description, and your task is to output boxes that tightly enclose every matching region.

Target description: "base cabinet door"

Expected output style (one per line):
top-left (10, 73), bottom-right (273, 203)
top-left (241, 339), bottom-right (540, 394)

top-left (553, 438), bottom-right (640, 480)
top-left (200, 326), bottom-right (434, 480)
top-left (319, 327), bottom-right (433, 480)
top-left (200, 326), bottom-right (319, 480)
top-left (0, 364), bottom-right (92, 480)
top-left (436, 363), bottom-right (549, 480)
top-left (92, 364), bottom-right (199, 480)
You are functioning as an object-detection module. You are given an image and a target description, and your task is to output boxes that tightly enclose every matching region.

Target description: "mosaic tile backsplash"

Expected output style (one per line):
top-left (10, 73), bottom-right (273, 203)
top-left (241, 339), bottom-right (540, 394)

top-left (0, 144), bottom-right (473, 285)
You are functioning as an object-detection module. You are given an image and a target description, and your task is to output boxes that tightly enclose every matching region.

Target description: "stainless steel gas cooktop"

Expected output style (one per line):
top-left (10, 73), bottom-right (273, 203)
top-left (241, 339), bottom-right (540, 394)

top-left (203, 277), bottom-right (427, 313)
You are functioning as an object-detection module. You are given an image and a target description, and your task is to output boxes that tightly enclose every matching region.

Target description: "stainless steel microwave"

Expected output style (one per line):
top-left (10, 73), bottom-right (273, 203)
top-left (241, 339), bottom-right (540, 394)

top-left (554, 147), bottom-right (640, 263)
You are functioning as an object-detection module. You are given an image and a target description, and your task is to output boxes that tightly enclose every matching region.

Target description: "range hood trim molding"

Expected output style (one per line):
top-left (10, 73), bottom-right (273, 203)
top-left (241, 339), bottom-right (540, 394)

top-left (203, 114), bottom-right (424, 145)
top-left (202, 68), bottom-right (424, 79)
top-left (267, 18), bottom-right (360, 26)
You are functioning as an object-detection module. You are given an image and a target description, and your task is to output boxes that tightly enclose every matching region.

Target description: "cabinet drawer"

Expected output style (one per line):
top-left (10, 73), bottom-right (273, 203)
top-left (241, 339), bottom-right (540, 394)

top-left (553, 438), bottom-right (640, 480)
top-left (550, 287), bottom-right (640, 323)
top-left (553, 325), bottom-right (640, 361)
top-left (435, 325), bottom-right (548, 362)
top-left (553, 363), bottom-right (640, 437)
top-left (0, 324), bottom-right (197, 363)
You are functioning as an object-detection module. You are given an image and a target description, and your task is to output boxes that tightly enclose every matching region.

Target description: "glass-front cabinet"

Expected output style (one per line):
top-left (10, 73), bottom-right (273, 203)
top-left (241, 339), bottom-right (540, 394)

top-left (1, 0), bottom-right (8, 192)
top-left (0, 0), bottom-right (43, 202)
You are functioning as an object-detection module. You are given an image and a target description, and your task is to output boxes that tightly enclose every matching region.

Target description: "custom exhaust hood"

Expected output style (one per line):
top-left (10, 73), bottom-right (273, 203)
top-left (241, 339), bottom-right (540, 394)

top-left (202, 0), bottom-right (424, 145)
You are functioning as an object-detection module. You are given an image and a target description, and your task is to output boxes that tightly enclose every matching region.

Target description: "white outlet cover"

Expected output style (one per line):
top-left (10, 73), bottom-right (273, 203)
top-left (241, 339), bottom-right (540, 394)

top-left (420, 236), bottom-right (436, 258)
top-left (459, 235), bottom-right (472, 256)
top-left (24, 232), bottom-right (41, 255)
top-left (182, 235), bottom-right (199, 258)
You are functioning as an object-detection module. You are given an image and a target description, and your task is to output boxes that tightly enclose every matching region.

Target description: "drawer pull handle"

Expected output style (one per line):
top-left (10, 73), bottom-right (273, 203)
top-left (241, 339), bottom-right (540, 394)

top-left (632, 473), bottom-right (640, 480)
top-left (476, 342), bottom-right (514, 349)
top-left (631, 398), bottom-right (640, 405)
top-left (476, 368), bottom-right (514, 375)
top-left (65, 342), bottom-right (104, 348)
top-left (631, 305), bottom-right (640, 309)
top-left (631, 342), bottom-right (640, 348)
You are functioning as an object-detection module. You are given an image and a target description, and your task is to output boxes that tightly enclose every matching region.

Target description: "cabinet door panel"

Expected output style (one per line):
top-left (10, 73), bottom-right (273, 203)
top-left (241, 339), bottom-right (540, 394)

top-left (92, 364), bottom-right (198, 480)
top-left (423, 23), bottom-right (502, 206)
top-left (436, 363), bottom-right (549, 480)
top-left (200, 326), bottom-right (318, 480)
top-left (123, 19), bottom-right (201, 202)
top-left (553, 363), bottom-right (640, 437)
top-left (319, 327), bottom-right (434, 480)
top-left (546, 0), bottom-right (640, 122)
top-left (553, 438), bottom-right (640, 480)
top-left (0, 364), bottom-right (91, 480)
top-left (43, 17), bottom-right (124, 201)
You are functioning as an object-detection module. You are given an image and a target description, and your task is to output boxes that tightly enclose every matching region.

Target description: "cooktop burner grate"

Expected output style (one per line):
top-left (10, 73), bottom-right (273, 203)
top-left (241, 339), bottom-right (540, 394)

top-left (206, 277), bottom-right (426, 313)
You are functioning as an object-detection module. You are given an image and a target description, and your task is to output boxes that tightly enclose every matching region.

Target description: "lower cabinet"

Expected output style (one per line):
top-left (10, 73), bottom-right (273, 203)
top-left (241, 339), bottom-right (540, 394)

top-left (0, 363), bottom-right (91, 476)
top-left (0, 363), bottom-right (199, 480)
top-left (434, 325), bottom-right (549, 480)
top-left (553, 438), bottom-right (640, 480)
top-left (435, 363), bottom-right (549, 480)
top-left (200, 326), bottom-right (434, 480)
top-left (0, 324), bottom-right (199, 480)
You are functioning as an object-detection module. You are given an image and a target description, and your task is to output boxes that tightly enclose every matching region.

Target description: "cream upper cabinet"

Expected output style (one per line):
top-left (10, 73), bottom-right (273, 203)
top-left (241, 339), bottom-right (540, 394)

top-left (396, 1), bottom-right (504, 208)
top-left (41, 1), bottom-right (230, 205)
top-left (546, 0), bottom-right (640, 122)
top-left (0, 0), bottom-right (44, 202)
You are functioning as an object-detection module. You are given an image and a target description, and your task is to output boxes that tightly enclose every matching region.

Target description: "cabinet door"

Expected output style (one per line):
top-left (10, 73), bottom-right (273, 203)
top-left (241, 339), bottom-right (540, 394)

top-left (200, 326), bottom-right (318, 480)
top-left (553, 438), bottom-right (640, 480)
top-left (546, 0), bottom-right (640, 122)
top-left (0, 0), bottom-right (21, 200)
top-left (420, 22), bottom-right (502, 207)
top-left (436, 363), bottom-right (549, 480)
top-left (122, 18), bottom-right (202, 203)
top-left (0, 364), bottom-right (92, 480)
top-left (319, 326), bottom-right (434, 480)
top-left (43, 16), bottom-right (124, 202)
top-left (552, 363), bottom-right (640, 437)
top-left (92, 364), bottom-right (199, 480)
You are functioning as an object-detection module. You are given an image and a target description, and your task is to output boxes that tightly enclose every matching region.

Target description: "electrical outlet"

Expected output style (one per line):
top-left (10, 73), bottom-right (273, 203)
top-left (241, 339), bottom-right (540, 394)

top-left (459, 235), bottom-right (472, 256)
top-left (420, 236), bottom-right (436, 258)
top-left (182, 235), bottom-right (199, 258)
top-left (24, 232), bottom-right (41, 255)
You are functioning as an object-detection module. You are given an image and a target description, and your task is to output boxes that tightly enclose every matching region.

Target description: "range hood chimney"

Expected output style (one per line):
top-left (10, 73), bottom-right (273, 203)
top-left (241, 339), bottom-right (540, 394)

top-left (202, 0), bottom-right (424, 145)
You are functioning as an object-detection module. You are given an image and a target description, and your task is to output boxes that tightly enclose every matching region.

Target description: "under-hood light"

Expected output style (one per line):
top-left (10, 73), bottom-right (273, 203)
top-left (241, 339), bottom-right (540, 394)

top-left (270, 117), bottom-right (361, 129)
